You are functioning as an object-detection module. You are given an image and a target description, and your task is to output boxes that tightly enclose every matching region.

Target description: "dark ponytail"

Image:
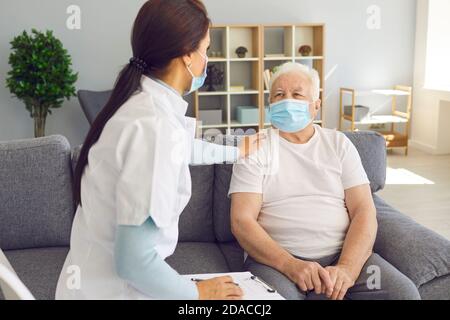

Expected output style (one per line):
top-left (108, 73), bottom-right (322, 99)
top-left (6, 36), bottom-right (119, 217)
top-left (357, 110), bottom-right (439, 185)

top-left (73, 0), bottom-right (211, 208)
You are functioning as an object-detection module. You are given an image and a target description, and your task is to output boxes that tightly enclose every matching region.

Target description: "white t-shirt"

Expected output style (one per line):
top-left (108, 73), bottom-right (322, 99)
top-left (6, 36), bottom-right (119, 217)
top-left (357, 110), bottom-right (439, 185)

top-left (228, 125), bottom-right (370, 260)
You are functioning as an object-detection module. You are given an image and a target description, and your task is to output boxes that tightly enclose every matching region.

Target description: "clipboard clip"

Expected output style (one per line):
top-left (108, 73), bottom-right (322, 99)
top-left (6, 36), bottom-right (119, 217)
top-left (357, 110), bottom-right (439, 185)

top-left (250, 275), bottom-right (277, 293)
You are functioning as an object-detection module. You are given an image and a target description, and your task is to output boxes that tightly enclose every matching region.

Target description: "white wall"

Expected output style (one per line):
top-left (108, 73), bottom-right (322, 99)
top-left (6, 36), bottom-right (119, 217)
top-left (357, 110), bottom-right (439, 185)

top-left (411, 0), bottom-right (450, 155)
top-left (0, 0), bottom-right (417, 147)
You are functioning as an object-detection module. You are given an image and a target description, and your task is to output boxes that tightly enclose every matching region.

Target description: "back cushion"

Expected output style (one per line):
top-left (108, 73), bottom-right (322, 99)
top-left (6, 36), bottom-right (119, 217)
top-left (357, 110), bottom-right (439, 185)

top-left (0, 135), bottom-right (74, 250)
top-left (213, 164), bottom-right (235, 242)
top-left (178, 165), bottom-right (216, 242)
top-left (343, 131), bottom-right (387, 193)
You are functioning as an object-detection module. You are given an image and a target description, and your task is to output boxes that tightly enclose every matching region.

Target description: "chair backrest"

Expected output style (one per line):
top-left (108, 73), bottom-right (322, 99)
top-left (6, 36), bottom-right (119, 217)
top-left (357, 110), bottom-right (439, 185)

top-left (77, 90), bottom-right (112, 125)
top-left (0, 249), bottom-right (34, 300)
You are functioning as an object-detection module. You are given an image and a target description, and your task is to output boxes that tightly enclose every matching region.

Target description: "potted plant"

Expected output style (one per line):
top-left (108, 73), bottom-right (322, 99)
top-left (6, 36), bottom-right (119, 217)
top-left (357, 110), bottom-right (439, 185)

top-left (205, 64), bottom-right (224, 92)
top-left (6, 29), bottom-right (78, 138)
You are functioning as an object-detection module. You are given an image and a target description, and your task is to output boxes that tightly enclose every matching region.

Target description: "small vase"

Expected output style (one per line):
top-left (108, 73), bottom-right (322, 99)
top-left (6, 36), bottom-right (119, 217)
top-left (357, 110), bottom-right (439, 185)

top-left (33, 106), bottom-right (48, 138)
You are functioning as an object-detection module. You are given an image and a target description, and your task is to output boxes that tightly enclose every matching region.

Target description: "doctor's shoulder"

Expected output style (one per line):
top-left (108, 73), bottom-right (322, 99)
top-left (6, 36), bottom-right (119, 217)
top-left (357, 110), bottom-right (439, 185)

top-left (112, 91), bottom-right (177, 129)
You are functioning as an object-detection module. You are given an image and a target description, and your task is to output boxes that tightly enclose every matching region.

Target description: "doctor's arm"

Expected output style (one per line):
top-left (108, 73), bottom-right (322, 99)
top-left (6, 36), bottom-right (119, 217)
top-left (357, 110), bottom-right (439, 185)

top-left (190, 134), bottom-right (265, 165)
top-left (114, 217), bottom-right (243, 300)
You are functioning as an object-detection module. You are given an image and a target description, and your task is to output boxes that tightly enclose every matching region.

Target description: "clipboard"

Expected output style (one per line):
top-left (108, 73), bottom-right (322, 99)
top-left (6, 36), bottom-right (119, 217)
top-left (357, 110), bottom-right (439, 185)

top-left (183, 272), bottom-right (285, 300)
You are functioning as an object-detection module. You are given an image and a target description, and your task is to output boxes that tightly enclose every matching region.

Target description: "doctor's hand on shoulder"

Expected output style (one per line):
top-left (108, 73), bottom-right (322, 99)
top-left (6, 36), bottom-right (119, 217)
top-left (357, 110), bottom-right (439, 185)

top-left (196, 276), bottom-right (244, 300)
top-left (237, 132), bottom-right (267, 159)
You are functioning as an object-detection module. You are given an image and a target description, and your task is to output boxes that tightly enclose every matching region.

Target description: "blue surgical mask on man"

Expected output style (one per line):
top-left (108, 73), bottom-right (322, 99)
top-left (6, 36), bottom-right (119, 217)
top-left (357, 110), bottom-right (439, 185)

top-left (268, 99), bottom-right (313, 133)
top-left (184, 50), bottom-right (208, 95)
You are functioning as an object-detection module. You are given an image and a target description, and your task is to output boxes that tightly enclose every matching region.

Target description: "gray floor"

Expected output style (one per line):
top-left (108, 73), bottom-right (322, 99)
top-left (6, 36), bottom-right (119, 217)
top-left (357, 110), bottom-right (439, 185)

top-left (378, 147), bottom-right (450, 240)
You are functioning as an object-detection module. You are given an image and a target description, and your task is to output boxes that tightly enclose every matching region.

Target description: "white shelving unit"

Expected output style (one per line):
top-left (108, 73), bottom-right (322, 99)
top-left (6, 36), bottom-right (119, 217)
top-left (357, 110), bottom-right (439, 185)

top-left (194, 24), bottom-right (326, 135)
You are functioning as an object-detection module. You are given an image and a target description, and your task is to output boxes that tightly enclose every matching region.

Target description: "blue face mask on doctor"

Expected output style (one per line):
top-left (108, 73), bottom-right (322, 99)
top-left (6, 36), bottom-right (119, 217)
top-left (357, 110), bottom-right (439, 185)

top-left (184, 50), bottom-right (208, 95)
top-left (268, 99), bottom-right (314, 133)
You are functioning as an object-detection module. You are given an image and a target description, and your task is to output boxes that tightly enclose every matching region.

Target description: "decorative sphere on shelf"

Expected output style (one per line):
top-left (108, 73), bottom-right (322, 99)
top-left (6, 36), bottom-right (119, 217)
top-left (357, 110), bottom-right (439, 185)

top-left (236, 46), bottom-right (248, 58)
top-left (298, 45), bottom-right (312, 56)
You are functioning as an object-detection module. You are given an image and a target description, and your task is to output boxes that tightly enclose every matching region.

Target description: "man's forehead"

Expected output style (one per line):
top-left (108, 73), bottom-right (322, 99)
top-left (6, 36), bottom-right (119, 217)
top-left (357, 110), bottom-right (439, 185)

top-left (273, 73), bottom-right (310, 90)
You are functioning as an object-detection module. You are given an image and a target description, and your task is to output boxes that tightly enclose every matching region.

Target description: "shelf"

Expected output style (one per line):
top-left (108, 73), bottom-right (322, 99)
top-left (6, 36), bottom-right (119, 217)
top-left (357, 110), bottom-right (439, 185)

top-left (263, 56), bottom-right (293, 61)
top-left (229, 90), bottom-right (259, 95)
top-left (209, 58), bottom-right (227, 62)
top-left (198, 91), bottom-right (228, 96)
top-left (199, 123), bottom-right (229, 129)
top-left (195, 24), bottom-right (326, 131)
top-left (379, 131), bottom-right (408, 148)
top-left (372, 89), bottom-right (411, 96)
top-left (264, 26), bottom-right (294, 57)
top-left (208, 27), bottom-right (227, 60)
top-left (230, 60), bottom-right (260, 94)
top-left (230, 121), bottom-right (259, 128)
top-left (295, 56), bottom-right (324, 60)
top-left (342, 115), bottom-right (408, 125)
top-left (229, 26), bottom-right (260, 59)
top-left (341, 89), bottom-right (411, 97)
top-left (229, 58), bottom-right (259, 62)
top-left (294, 25), bottom-right (324, 57)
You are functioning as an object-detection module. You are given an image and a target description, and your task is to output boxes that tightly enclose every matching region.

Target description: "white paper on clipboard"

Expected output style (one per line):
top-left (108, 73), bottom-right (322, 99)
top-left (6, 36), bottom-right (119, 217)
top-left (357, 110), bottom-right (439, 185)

top-left (182, 272), bottom-right (286, 300)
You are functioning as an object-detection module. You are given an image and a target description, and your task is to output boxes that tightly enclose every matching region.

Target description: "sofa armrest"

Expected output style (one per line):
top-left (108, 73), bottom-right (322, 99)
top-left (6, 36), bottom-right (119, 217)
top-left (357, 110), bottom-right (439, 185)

top-left (0, 135), bottom-right (74, 250)
top-left (373, 194), bottom-right (450, 287)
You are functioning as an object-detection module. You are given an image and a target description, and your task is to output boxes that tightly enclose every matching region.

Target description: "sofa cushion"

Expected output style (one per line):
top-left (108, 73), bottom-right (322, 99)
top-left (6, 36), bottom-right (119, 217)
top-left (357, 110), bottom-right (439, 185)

top-left (1, 247), bottom-right (69, 300)
top-left (418, 275), bottom-right (450, 300)
top-left (343, 131), bottom-right (386, 193)
top-left (179, 166), bottom-right (216, 242)
top-left (77, 90), bottom-right (112, 125)
top-left (219, 242), bottom-right (245, 272)
top-left (166, 242), bottom-right (230, 275)
top-left (0, 135), bottom-right (74, 250)
top-left (373, 194), bottom-right (450, 287)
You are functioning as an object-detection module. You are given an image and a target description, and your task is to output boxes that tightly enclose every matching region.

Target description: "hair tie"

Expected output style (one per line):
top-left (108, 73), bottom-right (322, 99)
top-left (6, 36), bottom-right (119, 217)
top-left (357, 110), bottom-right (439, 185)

top-left (129, 57), bottom-right (149, 72)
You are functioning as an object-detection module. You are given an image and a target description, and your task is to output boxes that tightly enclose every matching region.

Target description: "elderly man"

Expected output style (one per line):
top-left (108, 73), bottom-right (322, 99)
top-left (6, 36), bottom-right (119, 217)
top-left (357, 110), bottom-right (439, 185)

top-left (228, 63), bottom-right (421, 300)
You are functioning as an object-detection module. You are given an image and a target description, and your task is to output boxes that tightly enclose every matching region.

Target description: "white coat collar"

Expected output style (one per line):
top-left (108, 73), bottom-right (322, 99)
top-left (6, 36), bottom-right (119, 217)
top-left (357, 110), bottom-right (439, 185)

top-left (140, 75), bottom-right (189, 117)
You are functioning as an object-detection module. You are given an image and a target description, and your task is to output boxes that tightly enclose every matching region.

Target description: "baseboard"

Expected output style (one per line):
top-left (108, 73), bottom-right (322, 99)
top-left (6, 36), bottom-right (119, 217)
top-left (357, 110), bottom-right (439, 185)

top-left (409, 139), bottom-right (446, 155)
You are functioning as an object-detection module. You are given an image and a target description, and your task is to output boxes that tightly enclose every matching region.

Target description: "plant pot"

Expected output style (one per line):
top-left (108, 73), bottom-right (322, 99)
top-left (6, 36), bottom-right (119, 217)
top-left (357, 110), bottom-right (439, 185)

top-left (32, 106), bottom-right (48, 138)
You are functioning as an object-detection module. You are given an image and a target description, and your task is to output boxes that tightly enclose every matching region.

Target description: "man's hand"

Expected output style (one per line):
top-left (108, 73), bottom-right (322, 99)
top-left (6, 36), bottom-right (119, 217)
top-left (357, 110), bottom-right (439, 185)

top-left (284, 258), bottom-right (334, 296)
top-left (325, 264), bottom-right (357, 300)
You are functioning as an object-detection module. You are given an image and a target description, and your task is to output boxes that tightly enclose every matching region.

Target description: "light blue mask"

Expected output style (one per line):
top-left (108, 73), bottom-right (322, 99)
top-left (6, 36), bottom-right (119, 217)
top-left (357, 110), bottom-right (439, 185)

top-left (268, 99), bottom-right (313, 133)
top-left (184, 50), bottom-right (208, 95)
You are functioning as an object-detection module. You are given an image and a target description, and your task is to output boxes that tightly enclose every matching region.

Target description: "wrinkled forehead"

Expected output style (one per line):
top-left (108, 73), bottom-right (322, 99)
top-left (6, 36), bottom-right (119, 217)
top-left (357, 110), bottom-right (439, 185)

top-left (271, 72), bottom-right (312, 92)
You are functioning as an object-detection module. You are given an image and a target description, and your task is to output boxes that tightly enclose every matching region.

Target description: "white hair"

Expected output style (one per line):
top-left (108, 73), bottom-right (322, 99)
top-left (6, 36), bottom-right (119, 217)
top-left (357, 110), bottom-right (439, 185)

top-left (269, 62), bottom-right (321, 101)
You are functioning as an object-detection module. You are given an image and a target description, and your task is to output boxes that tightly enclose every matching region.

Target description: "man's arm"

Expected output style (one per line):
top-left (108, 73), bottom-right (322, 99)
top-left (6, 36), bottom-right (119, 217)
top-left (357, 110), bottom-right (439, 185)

top-left (231, 193), bottom-right (333, 295)
top-left (326, 184), bottom-right (378, 300)
top-left (339, 184), bottom-right (378, 278)
top-left (230, 192), bottom-right (292, 272)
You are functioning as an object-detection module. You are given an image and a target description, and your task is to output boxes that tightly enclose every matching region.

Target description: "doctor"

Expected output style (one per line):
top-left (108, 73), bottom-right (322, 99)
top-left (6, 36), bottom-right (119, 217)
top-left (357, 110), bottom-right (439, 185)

top-left (56, 0), bottom-right (262, 300)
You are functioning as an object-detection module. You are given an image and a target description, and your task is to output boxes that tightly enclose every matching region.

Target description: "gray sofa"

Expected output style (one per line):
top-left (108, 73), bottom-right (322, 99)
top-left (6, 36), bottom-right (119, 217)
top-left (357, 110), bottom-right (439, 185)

top-left (0, 132), bottom-right (449, 300)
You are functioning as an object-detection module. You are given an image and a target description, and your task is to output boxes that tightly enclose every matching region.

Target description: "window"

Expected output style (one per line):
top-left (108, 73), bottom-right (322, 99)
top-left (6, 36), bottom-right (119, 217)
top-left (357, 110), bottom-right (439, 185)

top-left (424, 0), bottom-right (450, 92)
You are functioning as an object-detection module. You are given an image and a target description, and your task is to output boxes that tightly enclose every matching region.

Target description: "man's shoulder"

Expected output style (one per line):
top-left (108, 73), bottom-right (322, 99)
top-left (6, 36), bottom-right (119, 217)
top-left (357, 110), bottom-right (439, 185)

top-left (316, 125), bottom-right (349, 146)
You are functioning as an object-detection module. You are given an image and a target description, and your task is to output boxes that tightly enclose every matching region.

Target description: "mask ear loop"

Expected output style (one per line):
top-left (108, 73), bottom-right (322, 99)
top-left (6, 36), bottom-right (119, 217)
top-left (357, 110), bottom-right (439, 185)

top-left (186, 61), bottom-right (195, 79)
